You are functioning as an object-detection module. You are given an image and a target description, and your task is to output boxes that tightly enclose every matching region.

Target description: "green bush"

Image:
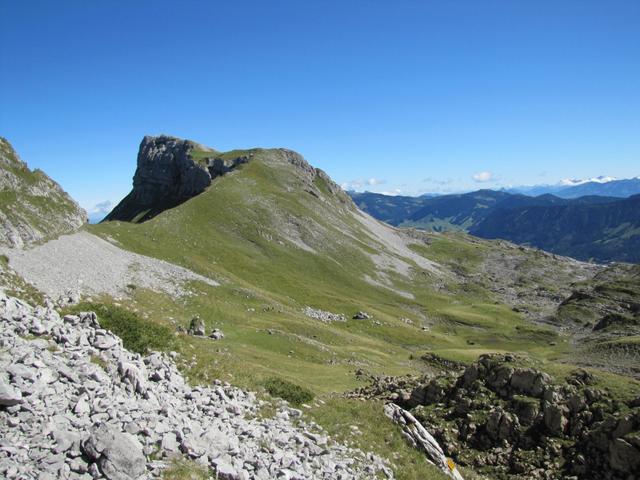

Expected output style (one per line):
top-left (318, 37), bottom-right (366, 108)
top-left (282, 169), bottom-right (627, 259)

top-left (162, 458), bottom-right (210, 480)
top-left (262, 377), bottom-right (314, 406)
top-left (63, 302), bottom-right (175, 354)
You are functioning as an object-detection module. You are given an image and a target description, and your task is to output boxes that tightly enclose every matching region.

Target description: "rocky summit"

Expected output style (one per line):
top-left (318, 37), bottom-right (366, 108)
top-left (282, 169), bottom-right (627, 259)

top-left (104, 135), bottom-right (345, 223)
top-left (0, 293), bottom-right (392, 480)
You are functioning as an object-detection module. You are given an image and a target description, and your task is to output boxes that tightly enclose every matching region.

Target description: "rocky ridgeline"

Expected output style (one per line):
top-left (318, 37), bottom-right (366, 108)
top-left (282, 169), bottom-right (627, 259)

top-left (0, 293), bottom-right (392, 480)
top-left (403, 354), bottom-right (640, 479)
top-left (104, 135), bottom-right (348, 224)
top-left (0, 137), bottom-right (87, 248)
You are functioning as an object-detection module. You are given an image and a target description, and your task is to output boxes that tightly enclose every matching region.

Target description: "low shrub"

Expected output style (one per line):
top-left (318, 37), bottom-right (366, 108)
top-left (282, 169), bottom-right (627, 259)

top-left (262, 377), bottom-right (314, 406)
top-left (63, 302), bottom-right (175, 354)
top-left (162, 458), bottom-right (210, 480)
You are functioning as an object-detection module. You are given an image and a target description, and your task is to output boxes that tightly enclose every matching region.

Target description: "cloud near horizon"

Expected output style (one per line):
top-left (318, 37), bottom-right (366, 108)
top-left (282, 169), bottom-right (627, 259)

top-left (89, 200), bottom-right (113, 214)
top-left (380, 189), bottom-right (403, 196)
top-left (422, 176), bottom-right (454, 186)
top-left (472, 171), bottom-right (494, 183)
top-left (340, 177), bottom-right (386, 191)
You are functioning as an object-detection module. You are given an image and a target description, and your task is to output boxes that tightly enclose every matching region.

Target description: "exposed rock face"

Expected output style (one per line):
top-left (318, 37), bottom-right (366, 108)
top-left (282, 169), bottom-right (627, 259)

top-left (398, 354), bottom-right (640, 479)
top-left (133, 136), bottom-right (211, 205)
top-left (105, 136), bottom-right (214, 222)
top-left (0, 137), bottom-right (87, 248)
top-left (0, 293), bottom-right (392, 479)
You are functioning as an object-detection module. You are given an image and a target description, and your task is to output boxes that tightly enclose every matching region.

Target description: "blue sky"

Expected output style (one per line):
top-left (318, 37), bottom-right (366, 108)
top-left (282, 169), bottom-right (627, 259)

top-left (1, 0), bottom-right (639, 214)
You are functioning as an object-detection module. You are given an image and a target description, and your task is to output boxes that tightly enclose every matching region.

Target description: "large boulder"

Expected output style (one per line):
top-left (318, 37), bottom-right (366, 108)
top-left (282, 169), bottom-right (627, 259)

top-left (609, 437), bottom-right (640, 473)
top-left (485, 409), bottom-right (521, 442)
top-left (543, 404), bottom-right (569, 437)
top-left (189, 316), bottom-right (206, 336)
top-left (0, 379), bottom-right (22, 406)
top-left (82, 424), bottom-right (146, 480)
top-left (510, 369), bottom-right (551, 398)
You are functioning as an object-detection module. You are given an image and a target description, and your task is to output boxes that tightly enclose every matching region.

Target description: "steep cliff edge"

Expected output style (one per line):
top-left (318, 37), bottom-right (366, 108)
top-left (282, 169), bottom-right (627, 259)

top-left (0, 137), bottom-right (87, 248)
top-left (104, 135), bottom-right (215, 222)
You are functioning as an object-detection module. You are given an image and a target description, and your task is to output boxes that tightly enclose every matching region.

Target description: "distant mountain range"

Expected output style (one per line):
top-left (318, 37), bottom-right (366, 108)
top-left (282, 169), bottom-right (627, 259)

top-left (506, 176), bottom-right (640, 198)
top-left (350, 189), bottom-right (640, 263)
top-left (471, 194), bottom-right (640, 264)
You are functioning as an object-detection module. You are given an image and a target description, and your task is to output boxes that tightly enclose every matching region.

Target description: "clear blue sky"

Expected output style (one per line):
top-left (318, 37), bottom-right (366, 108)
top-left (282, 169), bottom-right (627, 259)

top-left (2, 0), bottom-right (639, 213)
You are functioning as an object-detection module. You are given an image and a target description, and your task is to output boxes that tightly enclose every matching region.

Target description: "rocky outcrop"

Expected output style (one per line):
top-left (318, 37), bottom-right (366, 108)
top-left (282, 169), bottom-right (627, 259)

top-left (0, 137), bottom-right (87, 248)
top-left (0, 293), bottom-right (392, 479)
top-left (104, 136), bottom-right (215, 223)
top-left (399, 354), bottom-right (640, 479)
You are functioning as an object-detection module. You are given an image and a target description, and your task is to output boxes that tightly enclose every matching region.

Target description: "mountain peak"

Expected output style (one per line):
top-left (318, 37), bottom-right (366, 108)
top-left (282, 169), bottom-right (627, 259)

top-left (104, 135), bottom-right (347, 223)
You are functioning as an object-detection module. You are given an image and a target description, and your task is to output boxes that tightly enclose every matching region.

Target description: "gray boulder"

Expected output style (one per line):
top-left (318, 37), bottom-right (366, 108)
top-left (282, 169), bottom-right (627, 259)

top-left (510, 368), bottom-right (551, 398)
top-left (82, 424), bottom-right (146, 480)
top-left (188, 316), bottom-right (206, 336)
top-left (209, 328), bottom-right (224, 340)
top-left (485, 409), bottom-right (520, 442)
top-left (0, 380), bottom-right (22, 406)
top-left (543, 404), bottom-right (568, 436)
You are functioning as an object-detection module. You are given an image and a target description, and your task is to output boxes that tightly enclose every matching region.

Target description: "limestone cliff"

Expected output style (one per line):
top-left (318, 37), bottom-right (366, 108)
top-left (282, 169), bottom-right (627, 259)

top-left (104, 135), bottom-right (215, 222)
top-left (0, 137), bottom-right (87, 248)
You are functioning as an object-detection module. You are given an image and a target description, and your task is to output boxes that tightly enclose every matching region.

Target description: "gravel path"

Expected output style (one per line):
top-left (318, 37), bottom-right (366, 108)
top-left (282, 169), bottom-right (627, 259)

top-left (1, 231), bottom-right (218, 301)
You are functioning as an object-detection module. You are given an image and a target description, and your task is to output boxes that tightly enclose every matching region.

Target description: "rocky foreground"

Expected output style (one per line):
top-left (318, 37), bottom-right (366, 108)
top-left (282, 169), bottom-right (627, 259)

top-left (403, 355), bottom-right (640, 479)
top-left (0, 293), bottom-right (392, 480)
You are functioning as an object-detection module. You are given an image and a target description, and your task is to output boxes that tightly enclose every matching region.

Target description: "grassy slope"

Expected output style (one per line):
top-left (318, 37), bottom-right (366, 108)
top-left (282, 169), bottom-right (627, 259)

top-left (92, 149), bottom-right (568, 386)
top-left (0, 137), bottom-right (85, 244)
top-left (88, 146), bottom-right (639, 478)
